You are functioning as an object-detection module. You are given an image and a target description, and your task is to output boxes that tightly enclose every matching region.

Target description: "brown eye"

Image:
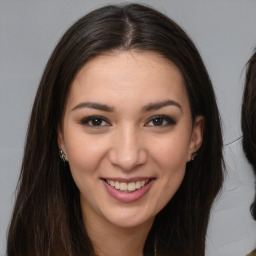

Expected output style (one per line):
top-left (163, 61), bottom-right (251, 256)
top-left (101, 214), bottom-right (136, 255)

top-left (146, 115), bottom-right (176, 127)
top-left (90, 117), bottom-right (103, 126)
top-left (152, 117), bottom-right (164, 126)
top-left (81, 116), bottom-right (110, 127)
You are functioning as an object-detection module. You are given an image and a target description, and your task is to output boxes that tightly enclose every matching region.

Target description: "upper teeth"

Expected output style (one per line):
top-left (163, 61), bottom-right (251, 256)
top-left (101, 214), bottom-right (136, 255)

top-left (106, 179), bottom-right (149, 192)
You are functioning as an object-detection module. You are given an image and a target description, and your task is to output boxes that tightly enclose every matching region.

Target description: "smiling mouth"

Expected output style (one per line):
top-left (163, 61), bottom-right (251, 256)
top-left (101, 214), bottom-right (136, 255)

top-left (105, 179), bottom-right (151, 193)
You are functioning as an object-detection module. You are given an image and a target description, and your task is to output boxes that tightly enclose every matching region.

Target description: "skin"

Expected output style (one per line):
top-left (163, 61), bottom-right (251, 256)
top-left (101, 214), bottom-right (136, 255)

top-left (58, 51), bottom-right (204, 256)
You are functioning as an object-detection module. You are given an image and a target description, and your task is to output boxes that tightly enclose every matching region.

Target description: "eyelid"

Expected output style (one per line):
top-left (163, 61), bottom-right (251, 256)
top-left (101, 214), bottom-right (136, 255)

top-left (145, 115), bottom-right (177, 127)
top-left (79, 115), bottom-right (176, 128)
top-left (80, 115), bottom-right (111, 127)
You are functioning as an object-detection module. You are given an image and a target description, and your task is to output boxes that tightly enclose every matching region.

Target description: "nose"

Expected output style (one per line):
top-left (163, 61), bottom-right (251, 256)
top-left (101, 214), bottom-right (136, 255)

top-left (108, 125), bottom-right (147, 171)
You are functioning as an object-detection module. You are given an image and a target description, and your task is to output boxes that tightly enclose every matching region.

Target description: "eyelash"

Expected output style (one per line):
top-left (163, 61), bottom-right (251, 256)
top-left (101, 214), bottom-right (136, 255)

top-left (145, 115), bottom-right (176, 127)
top-left (80, 116), bottom-right (110, 127)
top-left (80, 115), bottom-right (176, 128)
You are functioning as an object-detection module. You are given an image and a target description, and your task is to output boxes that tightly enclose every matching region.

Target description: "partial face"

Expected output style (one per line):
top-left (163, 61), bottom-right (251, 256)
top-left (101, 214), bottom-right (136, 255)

top-left (59, 51), bottom-right (203, 230)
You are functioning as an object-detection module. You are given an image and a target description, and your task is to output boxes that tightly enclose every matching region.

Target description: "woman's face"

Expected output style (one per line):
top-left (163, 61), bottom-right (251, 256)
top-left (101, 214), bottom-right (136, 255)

top-left (59, 51), bottom-right (203, 230)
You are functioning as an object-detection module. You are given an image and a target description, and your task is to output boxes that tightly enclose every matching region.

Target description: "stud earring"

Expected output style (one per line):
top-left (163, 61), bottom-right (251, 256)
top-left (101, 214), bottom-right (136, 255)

top-left (191, 152), bottom-right (197, 161)
top-left (59, 149), bottom-right (66, 162)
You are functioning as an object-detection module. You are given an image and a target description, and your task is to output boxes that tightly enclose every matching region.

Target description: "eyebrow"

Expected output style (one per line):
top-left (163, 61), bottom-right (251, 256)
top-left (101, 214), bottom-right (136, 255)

top-left (72, 102), bottom-right (115, 112)
top-left (71, 99), bottom-right (182, 112)
top-left (142, 100), bottom-right (182, 112)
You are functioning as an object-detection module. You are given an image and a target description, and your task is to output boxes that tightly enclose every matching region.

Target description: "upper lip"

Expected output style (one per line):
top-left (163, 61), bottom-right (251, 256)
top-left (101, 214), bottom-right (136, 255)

top-left (101, 177), bottom-right (155, 182)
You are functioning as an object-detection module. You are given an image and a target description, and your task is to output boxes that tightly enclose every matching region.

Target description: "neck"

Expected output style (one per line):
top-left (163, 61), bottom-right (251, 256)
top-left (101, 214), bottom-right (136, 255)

top-left (83, 213), bottom-right (154, 256)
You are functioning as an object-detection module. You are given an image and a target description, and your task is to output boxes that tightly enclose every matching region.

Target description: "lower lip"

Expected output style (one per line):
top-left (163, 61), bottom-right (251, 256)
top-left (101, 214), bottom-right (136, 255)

top-left (103, 179), bottom-right (154, 203)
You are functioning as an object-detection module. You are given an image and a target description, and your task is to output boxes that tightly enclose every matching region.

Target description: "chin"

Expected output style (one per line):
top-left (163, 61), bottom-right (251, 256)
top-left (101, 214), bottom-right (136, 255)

top-left (102, 208), bottom-right (155, 230)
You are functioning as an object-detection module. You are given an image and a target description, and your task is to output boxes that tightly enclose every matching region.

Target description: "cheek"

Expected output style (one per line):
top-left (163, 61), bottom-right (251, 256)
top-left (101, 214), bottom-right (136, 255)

top-left (147, 135), bottom-right (189, 214)
top-left (65, 135), bottom-right (109, 200)
top-left (152, 133), bottom-right (190, 170)
top-left (65, 133), bottom-right (108, 176)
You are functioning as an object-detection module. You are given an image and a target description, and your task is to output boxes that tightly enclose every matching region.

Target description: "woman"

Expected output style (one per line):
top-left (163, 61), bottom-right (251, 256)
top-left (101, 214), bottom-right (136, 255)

top-left (7, 3), bottom-right (223, 256)
top-left (242, 51), bottom-right (256, 256)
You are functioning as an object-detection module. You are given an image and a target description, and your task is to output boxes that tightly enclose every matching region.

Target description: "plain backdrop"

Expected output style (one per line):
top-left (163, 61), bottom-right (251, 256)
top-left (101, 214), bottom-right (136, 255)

top-left (1, 0), bottom-right (256, 255)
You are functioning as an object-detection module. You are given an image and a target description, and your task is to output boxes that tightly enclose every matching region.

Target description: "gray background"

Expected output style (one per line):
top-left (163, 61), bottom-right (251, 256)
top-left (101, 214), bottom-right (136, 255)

top-left (1, 0), bottom-right (256, 255)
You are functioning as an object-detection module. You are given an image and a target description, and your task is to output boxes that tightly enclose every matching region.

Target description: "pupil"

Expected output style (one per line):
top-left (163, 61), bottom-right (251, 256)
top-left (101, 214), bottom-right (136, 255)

top-left (92, 118), bottom-right (102, 126)
top-left (153, 118), bottom-right (163, 126)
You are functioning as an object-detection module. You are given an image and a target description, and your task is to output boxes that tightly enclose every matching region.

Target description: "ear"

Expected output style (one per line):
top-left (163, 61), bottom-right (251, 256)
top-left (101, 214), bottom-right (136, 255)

top-left (57, 125), bottom-right (68, 161)
top-left (187, 115), bottom-right (204, 162)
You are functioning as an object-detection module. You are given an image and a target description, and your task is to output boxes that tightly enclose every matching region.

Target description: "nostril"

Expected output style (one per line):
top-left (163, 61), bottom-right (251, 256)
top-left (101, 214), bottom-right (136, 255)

top-left (108, 140), bottom-right (148, 170)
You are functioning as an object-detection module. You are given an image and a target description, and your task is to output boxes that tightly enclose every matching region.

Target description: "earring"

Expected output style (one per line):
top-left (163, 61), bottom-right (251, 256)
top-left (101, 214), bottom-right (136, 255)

top-left (59, 149), bottom-right (66, 162)
top-left (191, 152), bottom-right (197, 161)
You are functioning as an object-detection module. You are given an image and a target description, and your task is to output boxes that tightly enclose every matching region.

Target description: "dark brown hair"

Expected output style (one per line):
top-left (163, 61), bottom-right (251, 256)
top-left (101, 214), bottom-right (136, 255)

top-left (242, 50), bottom-right (256, 220)
top-left (7, 3), bottom-right (223, 256)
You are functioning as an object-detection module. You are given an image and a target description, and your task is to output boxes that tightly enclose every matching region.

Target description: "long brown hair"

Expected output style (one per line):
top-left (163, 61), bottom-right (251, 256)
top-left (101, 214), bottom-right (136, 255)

top-left (242, 51), bottom-right (256, 220)
top-left (7, 3), bottom-right (223, 256)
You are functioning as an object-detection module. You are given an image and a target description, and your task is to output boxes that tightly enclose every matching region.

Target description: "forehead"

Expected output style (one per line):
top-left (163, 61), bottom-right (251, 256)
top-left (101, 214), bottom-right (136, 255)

top-left (67, 51), bottom-right (189, 111)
